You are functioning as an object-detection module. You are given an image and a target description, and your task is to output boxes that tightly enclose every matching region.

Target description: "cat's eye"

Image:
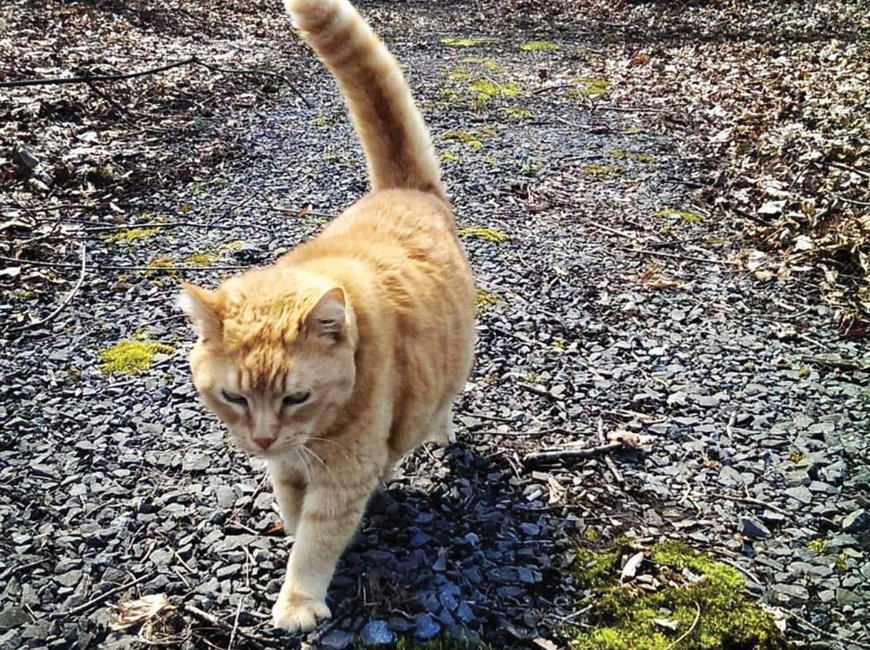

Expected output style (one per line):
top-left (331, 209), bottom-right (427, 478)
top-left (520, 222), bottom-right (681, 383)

top-left (221, 389), bottom-right (249, 407)
top-left (282, 390), bottom-right (311, 406)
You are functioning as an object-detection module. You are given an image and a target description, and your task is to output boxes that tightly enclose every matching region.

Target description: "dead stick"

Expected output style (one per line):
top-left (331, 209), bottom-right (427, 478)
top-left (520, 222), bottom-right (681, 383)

top-left (605, 454), bottom-right (624, 484)
top-left (192, 60), bottom-right (310, 108)
top-left (618, 246), bottom-right (740, 267)
top-left (800, 355), bottom-right (867, 371)
top-left (183, 605), bottom-right (271, 644)
top-left (10, 243), bottom-right (87, 334)
top-left (0, 58), bottom-right (198, 87)
top-left (524, 442), bottom-right (625, 467)
top-left (53, 572), bottom-right (155, 618)
top-left (0, 56), bottom-right (310, 108)
top-left (227, 600), bottom-right (243, 650)
top-left (82, 221), bottom-right (271, 234)
top-left (664, 601), bottom-right (701, 650)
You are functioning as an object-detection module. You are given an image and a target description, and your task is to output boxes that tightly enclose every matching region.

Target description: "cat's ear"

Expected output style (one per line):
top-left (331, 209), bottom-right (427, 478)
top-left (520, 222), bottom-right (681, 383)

top-left (177, 282), bottom-right (223, 341)
top-left (306, 287), bottom-right (346, 340)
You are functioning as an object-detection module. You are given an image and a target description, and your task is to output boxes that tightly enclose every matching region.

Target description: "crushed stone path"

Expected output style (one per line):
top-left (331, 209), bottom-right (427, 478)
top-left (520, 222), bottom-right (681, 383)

top-left (1, 1), bottom-right (868, 649)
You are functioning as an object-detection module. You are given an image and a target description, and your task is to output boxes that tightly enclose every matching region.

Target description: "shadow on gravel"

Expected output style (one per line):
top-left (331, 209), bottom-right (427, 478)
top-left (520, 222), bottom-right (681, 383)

top-left (307, 442), bottom-right (573, 647)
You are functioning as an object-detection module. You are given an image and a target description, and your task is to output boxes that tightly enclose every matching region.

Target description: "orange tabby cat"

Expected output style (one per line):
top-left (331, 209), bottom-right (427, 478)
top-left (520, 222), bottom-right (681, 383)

top-left (178, 0), bottom-right (476, 633)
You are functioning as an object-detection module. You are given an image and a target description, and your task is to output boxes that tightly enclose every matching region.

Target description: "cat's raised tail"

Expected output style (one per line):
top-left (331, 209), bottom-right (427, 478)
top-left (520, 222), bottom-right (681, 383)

top-left (286, 0), bottom-right (445, 201)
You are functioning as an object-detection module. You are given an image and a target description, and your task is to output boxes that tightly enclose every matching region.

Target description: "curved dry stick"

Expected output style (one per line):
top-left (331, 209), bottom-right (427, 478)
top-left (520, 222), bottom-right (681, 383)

top-left (0, 56), bottom-right (310, 107)
top-left (664, 601), bottom-right (701, 650)
top-left (10, 243), bottom-right (87, 336)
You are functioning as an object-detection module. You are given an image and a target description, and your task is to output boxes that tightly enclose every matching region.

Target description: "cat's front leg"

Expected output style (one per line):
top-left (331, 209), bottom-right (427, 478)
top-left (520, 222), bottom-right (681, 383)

top-left (271, 482), bottom-right (372, 632)
top-left (268, 463), bottom-right (305, 536)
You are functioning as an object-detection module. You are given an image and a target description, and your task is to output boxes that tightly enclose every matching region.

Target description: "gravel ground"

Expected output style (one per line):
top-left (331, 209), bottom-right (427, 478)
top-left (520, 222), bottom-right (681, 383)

top-left (1, 1), bottom-right (869, 649)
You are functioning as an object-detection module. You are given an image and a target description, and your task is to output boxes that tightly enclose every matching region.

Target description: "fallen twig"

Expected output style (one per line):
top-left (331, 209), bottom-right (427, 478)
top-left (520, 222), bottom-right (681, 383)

top-left (664, 601), bottom-right (701, 650)
top-left (10, 243), bottom-right (87, 335)
top-left (0, 255), bottom-right (249, 273)
top-left (800, 354), bottom-right (868, 371)
top-left (183, 604), bottom-right (271, 645)
top-left (519, 382), bottom-right (563, 400)
top-left (54, 572), bottom-right (155, 619)
top-left (604, 454), bottom-right (624, 484)
top-left (82, 220), bottom-right (271, 234)
top-left (0, 56), bottom-right (311, 107)
top-left (524, 442), bottom-right (625, 467)
top-left (619, 245), bottom-right (740, 267)
top-left (0, 57), bottom-right (199, 87)
top-left (227, 600), bottom-right (243, 650)
top-left (719, 494), bottom-right (792, 518)
top-left (791, 611), bottom-right (870, 650)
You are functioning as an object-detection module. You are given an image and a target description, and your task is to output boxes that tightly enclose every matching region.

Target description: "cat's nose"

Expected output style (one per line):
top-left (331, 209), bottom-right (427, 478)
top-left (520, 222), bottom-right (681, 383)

top-left (253, 437), bottom-right (275, 450)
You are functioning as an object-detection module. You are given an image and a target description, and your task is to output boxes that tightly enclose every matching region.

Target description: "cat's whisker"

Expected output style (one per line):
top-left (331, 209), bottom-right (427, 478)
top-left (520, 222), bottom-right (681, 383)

top-left (307, 436), bottom-right (354, 461)
top-left (294, 448), bottom-right (313, 484)
top-left (302, 446), bottom-right (338, 483)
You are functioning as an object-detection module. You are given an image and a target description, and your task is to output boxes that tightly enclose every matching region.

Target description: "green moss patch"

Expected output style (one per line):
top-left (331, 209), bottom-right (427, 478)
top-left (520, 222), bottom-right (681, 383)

top-left (104, 227), bottom-right (161, 244)
top-left (520, 40), bottom-right (559, 52)
top-left (100, 340), bottom-right (174, 374)
top-left (468, 79), bottom-right (522, 101)
top-left (443, 129), bottom-right (492, 150)
top-left (654, 208), bottom-right (706, 223)
top-left (570, 540), bottom-right (788, 650)
top-left (505, 107), bottom-right (533, 119)
top-left (182, 252), bottom-right (218, 267)
top-left (457, 226), bottom-right (510, 243)
top-left (441, 37), bottom-right (492, 48)
top-left (568, 78), bottom-right (611, 99)
top-left (475, 288), bottom-right (498, 310)
top-left (461, 57), bottom-right (504, 72)
top-left (441, 151), bottom-right (461, 163)
top-left (391, 634), bottom-right (491, 649)
top-left (581, 163), bottom-right (625, 178)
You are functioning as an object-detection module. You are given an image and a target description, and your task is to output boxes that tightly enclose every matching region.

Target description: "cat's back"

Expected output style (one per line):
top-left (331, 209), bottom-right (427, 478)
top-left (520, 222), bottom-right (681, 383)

top-left (289, 189), bottom-right (470, 281)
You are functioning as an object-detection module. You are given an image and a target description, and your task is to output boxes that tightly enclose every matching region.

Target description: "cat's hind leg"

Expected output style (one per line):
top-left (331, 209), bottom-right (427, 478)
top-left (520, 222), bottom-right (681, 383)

top-left (425, 402), bottom-right (456, 445)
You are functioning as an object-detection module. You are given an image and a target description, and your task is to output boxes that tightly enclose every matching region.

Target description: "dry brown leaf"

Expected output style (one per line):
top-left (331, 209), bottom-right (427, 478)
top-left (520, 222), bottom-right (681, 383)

top-left (110, 594), bottom-right (173, 631)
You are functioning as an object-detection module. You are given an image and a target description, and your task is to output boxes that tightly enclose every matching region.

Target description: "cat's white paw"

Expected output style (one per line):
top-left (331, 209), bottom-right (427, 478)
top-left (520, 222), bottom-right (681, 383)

top-left (271, 596), bottom-right (331, 633)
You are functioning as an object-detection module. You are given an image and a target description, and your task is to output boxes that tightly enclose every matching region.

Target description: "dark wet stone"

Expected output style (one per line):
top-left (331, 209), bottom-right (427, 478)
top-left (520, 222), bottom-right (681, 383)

top-left (784, 486), bottom-right (814, 505)
top-left (320, 629), bottom-right (354, 650)
top-left (360, 620), bottom-right (395, 645)
top-left (841, 509), bottom-right (869, 533)
top-left (0, 607), bottom-right (29, 630)
top-left (414, 613), bottom-right (440, 639)
top-left (740, 516), bottom-right (771, 540)
top-left (771, 584), bottom-right (810, 603)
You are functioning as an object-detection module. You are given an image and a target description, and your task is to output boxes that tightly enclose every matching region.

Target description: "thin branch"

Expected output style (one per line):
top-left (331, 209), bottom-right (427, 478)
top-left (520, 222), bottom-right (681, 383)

top-left (718, 494), bottom-right (792, 518)
top-left (82, 220), bottom-right (271, 234)
top-left (664, 601), bottom-right (701, 650)
top-left (192, 60), bottom-right (310, 108)
top-left (53, 572), bottom-right (155, 619)
top-left (0, 56), bottom-right (311, 107)
top-left (0, 58), bottom-right (199, 87)
top-left (822, 161), bottom-right (870, 179)
top-left (519, 382), bottom-right (563, 400)
top-left (227, 600), bottom-right (243, 650)
top-left (831, 193), bottom-right (870, 207)
top-left (10, 243), bottom-right (88, 335)
top-left (183, 604), bottom-right (271, 645)
top-left (791, 611), bottom-right (870, 650)
top-left (0, 255), bottom-right (249, 272)
top-left (800, 354), bottom-right (868, 371)
top-left (524, 442), bottom-right (626, 467)
top-left (618, 245), bottom-right (740, 267)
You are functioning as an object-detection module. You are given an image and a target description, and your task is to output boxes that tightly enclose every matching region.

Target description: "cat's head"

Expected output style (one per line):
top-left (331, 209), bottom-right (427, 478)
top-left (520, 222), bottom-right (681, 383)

top-left (177, 268), bottom-right (357, 457)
